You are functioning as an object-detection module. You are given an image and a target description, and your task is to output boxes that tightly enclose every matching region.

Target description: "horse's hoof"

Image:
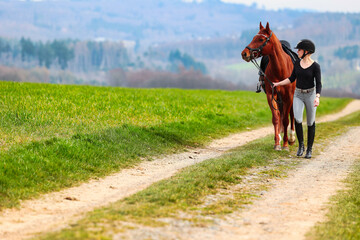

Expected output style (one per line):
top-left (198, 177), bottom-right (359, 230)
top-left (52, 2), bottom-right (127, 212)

top-left (289, 140), bottom-right (296, 146)
top-left (274, 145), bottom-right (282, 151)
top-left (289, 130), bottom-right (296, 144)
top-left (282, 146), bottom-right (289, 151)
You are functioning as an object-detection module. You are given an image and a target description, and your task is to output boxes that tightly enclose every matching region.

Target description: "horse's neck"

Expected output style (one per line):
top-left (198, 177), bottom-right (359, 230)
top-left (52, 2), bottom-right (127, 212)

top-left (268, 42), bottom-right (290, 79)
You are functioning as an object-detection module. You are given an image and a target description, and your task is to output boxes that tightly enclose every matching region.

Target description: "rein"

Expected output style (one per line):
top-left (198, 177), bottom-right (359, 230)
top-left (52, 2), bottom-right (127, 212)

top-left (245, 32), bottom-right (282, 111)
top-left (250, 58), bottom-right (282, 111)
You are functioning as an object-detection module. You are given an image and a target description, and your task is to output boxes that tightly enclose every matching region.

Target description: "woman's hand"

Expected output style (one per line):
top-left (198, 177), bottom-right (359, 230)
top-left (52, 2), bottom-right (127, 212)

top-left (272, 82), bottom-right (280, 88)
top-left (314, 96), bottom-right (320, 107)
top-left (272, 78), bottom-right (290, 88)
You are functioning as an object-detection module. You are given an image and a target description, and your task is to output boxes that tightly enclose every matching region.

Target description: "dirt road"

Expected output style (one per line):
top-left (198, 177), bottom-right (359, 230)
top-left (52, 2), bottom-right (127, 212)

top-left (0, 100), bottom-right (359, 240)
top-left (121, 126), bottom-right (359, 240)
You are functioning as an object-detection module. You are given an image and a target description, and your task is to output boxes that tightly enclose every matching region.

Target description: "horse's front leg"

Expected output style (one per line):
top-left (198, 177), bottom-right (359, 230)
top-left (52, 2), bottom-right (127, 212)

top-left (272, 109), bottom-right (281, 150)
top-left (267, 94), bottom-right (281, 150)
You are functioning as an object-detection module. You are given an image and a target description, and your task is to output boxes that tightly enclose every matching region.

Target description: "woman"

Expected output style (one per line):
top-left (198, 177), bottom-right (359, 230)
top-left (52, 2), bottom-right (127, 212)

top-left (272, 39), bottom-right (322, 159)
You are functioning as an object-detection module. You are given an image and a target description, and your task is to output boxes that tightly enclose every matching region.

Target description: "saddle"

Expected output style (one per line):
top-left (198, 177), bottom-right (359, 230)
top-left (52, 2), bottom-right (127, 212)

top-left (282, 43), bottom-right (299, 64)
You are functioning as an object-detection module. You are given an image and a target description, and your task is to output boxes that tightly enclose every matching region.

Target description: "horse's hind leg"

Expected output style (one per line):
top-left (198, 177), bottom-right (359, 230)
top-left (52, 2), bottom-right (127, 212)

top-left (282, 115), bottom-right (290, 150)
top-left (288, 106), bottom-right (296, 145)
top-left (282, 102), bottom-right (293, 150)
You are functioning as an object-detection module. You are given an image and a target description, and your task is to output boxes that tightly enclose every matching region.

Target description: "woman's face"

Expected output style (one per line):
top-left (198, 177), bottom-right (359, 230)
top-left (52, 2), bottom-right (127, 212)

top-left (297, 49), bottom-right (304, 58)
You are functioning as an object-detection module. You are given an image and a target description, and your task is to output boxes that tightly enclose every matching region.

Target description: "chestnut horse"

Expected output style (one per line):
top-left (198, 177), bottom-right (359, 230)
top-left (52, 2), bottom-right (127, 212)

top-left (242, 22), bottom-right (296, 150)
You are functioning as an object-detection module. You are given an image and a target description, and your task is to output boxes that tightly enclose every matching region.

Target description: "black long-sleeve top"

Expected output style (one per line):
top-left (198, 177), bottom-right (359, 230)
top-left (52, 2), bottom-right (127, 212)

top-left (289, 59), bottom-right (322, 94)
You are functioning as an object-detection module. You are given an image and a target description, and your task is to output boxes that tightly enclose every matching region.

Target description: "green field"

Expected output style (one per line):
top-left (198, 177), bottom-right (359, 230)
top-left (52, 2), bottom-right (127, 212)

top-left (36, 99), bottom-right (360, 240)
top-left (0, 81), bottom-right (351, 209)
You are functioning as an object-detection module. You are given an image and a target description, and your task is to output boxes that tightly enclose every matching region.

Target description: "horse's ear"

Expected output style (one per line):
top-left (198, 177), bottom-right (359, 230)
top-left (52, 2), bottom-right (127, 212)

top-left (265, 22), bottom-right (270, 32)
top-left (260, 22), bottom-right (264, 30)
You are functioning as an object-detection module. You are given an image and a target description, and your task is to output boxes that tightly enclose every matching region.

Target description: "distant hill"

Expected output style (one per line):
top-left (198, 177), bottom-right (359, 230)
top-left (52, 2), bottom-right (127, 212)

top-left (1, 0), bottom-right (359, 48)
top-left (0, 0), bottom-right (359, 97)
top-left (0, 0), bottom-right (305, 44)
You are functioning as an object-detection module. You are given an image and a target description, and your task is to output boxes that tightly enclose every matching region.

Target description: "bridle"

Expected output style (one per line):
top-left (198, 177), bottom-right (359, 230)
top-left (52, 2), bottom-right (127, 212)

top-left (245, 32), bottom-right (272, 59)
top-left (245, 32), bottom-right (282, 111)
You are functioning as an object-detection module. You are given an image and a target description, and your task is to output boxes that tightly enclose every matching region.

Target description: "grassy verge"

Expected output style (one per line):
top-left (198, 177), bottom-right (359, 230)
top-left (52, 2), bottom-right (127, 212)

top-left (0, 81), bottom-right (350, 209)
top-left (306, 113), bottom-right (360, 239)
top-left (35, 110), bottom-right (360, 240)
top-left (306, 161), bottom-right (360, 240)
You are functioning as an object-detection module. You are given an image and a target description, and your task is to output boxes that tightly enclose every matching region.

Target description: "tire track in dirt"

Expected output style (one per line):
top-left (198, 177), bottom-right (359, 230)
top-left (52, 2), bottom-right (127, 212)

top-left (144, 126), bottom-right (359, 240)
top-left (0, 100), bottom-right (359, 240)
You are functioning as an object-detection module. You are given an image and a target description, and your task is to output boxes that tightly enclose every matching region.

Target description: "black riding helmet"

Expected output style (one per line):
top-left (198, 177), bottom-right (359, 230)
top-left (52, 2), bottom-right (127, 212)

top-left (295, 39), bottom-right (315, 58)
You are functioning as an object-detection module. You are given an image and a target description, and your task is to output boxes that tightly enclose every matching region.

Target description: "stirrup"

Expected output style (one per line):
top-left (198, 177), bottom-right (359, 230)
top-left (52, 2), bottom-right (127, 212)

top-left (256, 83), bottom-right (262, 93)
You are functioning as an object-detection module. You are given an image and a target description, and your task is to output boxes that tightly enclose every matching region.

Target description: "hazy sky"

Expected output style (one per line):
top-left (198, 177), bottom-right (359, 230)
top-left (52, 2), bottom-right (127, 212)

top-left (187, 0), bottom-right (360, 13)
top-left (221, 0), bottom-right (360, 13)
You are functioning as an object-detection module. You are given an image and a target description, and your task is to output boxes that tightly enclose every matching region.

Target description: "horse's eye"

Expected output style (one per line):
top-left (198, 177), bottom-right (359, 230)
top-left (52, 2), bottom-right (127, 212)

top-left (259, 38), bottom-right (264, 42)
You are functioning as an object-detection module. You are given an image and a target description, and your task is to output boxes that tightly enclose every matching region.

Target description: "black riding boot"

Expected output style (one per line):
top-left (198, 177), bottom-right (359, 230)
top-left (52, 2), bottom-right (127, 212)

top-left (305, 123), bottom-right (316, 159)
top-left (295, 122), bottom-right (305, 157)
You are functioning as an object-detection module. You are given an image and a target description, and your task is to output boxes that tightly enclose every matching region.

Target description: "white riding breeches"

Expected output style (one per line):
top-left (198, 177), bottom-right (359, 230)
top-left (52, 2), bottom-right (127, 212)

top-left (293, 88), bottom-right (317, 126)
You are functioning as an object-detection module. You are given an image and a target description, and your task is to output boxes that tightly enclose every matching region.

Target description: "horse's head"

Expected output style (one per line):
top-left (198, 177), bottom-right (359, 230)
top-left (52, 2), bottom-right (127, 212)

top-left (242, 22), bottom-right (273, 62)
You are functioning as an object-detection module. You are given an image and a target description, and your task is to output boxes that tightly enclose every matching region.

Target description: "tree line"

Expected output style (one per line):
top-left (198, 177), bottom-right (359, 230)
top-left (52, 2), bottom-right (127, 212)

top-left (334, 45), bottom-right (360, 60)
top-left (1, 37), bottom-right (75, 70)
top-left (168, 50), bottom-right (207, 74)
top-left (0, 37), bottom-right (130, 72)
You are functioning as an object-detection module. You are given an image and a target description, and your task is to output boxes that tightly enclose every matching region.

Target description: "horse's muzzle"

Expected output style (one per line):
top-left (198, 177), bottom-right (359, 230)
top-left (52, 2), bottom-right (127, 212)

top-left (241, 49), bottom-right (251, 62)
